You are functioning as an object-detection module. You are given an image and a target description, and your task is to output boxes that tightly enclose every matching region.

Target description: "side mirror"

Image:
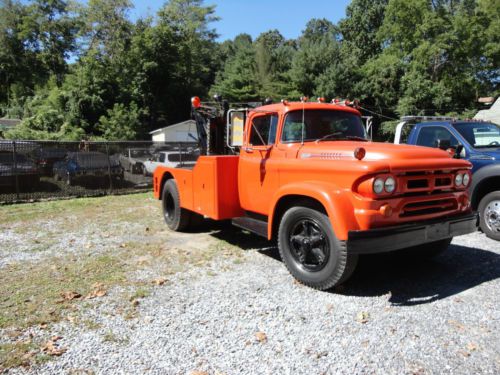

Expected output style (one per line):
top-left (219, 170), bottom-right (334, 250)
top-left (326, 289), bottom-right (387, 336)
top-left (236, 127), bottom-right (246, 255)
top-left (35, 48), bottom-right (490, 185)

top-left (227, 110), bottom-right (245, 148)
top-left (436, 139), bottom-right (451, 150)
top-left (453, 144), bottom-right (464, 159)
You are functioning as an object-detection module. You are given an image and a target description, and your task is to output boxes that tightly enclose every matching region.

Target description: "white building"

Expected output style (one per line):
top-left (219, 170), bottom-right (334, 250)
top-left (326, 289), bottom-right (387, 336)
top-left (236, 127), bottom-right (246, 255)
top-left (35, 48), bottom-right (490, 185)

top-left (474, 97), bottom-right (500, 125)
top-left (149, 120), bottom-right (198, 142)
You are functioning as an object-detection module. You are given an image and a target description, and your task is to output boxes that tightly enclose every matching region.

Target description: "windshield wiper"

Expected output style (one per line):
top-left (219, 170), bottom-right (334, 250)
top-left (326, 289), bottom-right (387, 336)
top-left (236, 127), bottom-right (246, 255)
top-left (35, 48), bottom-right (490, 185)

top-left (344, 135), bottom-right (368, 142)
top-left (316, 132), bottom-right (343, 142)
top-left (316, 132), bottom-right (368, 142)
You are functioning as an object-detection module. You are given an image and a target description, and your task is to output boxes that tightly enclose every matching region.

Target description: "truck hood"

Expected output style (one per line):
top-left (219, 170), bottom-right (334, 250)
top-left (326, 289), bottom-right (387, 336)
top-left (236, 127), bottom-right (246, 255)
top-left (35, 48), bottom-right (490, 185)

top-left (298, 141), bottom-right (471, 172)
top-left (472, 148), bottom-right (500, 160)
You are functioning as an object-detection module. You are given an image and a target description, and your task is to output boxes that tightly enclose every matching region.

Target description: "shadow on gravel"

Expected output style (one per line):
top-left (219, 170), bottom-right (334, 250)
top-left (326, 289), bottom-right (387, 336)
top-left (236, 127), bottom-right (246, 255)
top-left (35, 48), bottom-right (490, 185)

top-left (207, 222), bottom-right (277, 253)
top-left (208, 225), bottom-right (500, 306)
top-left (341, 244), bottom-right (500, 306)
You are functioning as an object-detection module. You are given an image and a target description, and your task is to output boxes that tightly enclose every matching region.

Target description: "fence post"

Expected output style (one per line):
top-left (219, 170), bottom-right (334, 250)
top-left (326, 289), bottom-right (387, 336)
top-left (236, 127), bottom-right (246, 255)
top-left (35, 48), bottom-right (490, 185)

top-left (178, 142), bottom-right (183, 167)
top-left (13, 140), bottom-right (20, 200)
top-left (105, 142), bottom-right (113, 194)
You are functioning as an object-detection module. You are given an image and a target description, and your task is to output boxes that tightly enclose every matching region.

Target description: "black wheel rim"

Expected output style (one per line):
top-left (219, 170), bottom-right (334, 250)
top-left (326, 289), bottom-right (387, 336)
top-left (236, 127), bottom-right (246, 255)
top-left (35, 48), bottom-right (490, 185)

top-left (288, 218), bottom-right (330, 272)
top-left (164, 191), bottom-right (175, 222)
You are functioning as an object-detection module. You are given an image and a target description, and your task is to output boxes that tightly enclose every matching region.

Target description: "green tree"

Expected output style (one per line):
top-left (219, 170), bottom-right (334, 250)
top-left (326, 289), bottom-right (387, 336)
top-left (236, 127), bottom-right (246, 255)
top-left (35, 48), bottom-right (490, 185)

top-left (97, 102), bottom-right (142, 140)
top-left (157, 0), bottom-right (219, 112)
top-left (290, 19), bottom-right (341, 97)
top-left (210, 34), bottom-right (260, 102)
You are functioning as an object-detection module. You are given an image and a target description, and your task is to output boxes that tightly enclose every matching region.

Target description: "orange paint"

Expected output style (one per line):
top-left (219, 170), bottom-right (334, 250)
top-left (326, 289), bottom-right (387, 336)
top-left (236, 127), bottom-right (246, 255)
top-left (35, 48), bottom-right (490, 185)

top-left (154, 101), bottom-right (473, 241)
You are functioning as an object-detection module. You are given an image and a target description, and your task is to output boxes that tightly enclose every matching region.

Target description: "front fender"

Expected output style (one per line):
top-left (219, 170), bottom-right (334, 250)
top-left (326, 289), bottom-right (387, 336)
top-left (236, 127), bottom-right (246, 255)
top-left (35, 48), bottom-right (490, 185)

top-left (470, 163), bottom-right (500, 207)
top-left (267, 181), bottom-right (356, 241)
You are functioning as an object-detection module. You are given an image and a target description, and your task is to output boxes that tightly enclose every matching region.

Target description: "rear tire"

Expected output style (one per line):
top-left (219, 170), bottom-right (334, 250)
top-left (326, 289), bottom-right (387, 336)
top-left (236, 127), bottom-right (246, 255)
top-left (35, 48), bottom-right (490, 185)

top-left (162, 179), bottom-right (192, 231)
top-left (278, 206), bottom-right (358, 290)
top-left (478, 191), bottom-right (500, 241)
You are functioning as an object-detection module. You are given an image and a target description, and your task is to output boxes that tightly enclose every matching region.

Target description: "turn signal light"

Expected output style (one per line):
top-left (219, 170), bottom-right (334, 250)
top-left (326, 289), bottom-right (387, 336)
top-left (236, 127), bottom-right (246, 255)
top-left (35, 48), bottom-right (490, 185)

top-left (354, 147), bottom-right (366, 160)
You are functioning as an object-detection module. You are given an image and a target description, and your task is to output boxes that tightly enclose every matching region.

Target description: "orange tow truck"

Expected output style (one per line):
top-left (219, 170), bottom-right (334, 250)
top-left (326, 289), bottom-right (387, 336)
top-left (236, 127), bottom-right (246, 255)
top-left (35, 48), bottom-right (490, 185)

top-left (153, 97), bottom-right (478, 290)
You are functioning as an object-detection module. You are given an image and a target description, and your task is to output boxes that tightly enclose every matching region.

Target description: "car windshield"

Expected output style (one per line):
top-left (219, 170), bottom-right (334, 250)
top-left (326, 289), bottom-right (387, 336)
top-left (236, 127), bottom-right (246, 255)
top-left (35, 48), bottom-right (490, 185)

top-left (452, 122), bottom-right (500, 148)
top-left (281, 109), bottom-right (367, 142)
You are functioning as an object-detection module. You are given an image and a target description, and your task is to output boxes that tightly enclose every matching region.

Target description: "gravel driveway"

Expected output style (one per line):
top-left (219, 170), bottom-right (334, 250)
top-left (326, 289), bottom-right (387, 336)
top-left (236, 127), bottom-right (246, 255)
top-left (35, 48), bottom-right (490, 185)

top-left (2, 195), bottom-right (499, 374)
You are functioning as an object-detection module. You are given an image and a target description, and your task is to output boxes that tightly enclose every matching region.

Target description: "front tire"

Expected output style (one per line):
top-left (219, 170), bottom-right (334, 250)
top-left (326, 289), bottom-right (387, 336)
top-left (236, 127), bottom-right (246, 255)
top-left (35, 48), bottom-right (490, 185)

top-left (162, 179), bottom-right (192, 231)
top-left (479, 191), bottom-right (500, 241)
top-left (278, 206), bottom-right (358, 290)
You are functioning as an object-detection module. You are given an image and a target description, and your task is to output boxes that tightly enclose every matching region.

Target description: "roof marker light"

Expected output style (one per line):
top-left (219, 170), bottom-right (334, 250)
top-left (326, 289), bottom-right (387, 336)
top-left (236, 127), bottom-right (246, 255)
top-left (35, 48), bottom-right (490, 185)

top-left (300, 96), bottom-right (308, 102)
top-left (281, 99), bottom-right (289, 106)
top-left (317, 97), bottom-right (325, 103)
top-left (191, 96), bottom-right (201, 108)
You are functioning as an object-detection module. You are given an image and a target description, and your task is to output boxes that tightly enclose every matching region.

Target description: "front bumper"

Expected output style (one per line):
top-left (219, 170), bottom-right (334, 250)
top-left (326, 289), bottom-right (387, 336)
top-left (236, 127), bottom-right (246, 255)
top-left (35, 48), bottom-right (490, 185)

top-left (347, 212), bottom-right (478, 254)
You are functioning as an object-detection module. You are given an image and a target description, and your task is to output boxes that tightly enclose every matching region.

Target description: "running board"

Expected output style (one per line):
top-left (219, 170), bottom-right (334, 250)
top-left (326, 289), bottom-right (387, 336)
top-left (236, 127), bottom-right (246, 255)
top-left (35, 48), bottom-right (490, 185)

top-left (232, 216), bottom-right (268, 238)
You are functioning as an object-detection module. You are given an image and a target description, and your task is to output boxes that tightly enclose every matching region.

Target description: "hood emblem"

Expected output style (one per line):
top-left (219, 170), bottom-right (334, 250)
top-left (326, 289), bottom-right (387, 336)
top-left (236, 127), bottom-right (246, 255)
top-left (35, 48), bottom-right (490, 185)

top-left (301, 152), bottom-right (355, 160)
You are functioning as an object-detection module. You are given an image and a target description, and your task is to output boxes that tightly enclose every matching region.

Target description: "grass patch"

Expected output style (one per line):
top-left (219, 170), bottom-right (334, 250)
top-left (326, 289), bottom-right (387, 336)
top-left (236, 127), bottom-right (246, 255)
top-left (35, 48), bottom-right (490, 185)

top-left (0, 193), bottom-right (249, 370)
top-left (0, 254), bottom-right (126, 330)
top-left (0, 192), bottom-right (153, 226)
top-left (129, 287), bottom-right (150, 301)
top-left (0, 342), bottom-right (35, 369)
top-left (102, 331), bottom-right (129, 345)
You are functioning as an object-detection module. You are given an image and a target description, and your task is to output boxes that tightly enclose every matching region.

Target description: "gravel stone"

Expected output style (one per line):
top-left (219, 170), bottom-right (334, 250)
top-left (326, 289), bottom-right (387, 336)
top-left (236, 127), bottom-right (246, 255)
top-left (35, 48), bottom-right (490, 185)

top-left (9, 230), bottom-right (500, 375)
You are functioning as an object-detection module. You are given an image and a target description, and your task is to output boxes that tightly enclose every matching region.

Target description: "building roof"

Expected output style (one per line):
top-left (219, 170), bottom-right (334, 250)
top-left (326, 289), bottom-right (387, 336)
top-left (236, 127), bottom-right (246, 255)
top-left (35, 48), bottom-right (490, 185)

top-left (149, 120), bottom-right (196, 135)
top-left (0, 118), bottom-right (21, 128)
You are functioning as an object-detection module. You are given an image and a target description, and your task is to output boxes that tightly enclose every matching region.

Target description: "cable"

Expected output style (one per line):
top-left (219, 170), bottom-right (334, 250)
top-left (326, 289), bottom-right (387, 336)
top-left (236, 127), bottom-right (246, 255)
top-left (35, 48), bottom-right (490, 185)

top-left (358, 106), bottom-right (399, 121)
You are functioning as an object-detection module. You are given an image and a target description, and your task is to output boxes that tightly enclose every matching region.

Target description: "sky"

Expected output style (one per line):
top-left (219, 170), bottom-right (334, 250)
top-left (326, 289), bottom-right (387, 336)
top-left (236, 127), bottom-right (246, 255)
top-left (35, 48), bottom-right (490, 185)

top-left (129, 0), bottom-right (352, 41)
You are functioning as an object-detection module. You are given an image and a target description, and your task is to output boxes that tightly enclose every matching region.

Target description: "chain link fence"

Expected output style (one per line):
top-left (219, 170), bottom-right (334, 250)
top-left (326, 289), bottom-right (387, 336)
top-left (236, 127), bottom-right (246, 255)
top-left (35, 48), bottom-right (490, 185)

top-left (0, 140), bottom-right (199, 204)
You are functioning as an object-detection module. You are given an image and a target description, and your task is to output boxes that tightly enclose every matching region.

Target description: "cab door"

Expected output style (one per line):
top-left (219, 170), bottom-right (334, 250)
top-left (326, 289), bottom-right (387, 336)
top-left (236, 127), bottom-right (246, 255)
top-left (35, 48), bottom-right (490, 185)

top-left (238, 113), bottom-right (279, 215)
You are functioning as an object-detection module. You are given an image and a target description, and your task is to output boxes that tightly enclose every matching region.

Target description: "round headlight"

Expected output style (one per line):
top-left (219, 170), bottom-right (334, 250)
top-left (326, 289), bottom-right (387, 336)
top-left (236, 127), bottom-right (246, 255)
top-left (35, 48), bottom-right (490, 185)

top-left (384, 177), bottom-right (396, 193)
top-left (462, 173), bottom-right (470, 187)
top-left (455, 173), bottom-right (463, 186)
top-left (373, 178), bottom-right (385, 194)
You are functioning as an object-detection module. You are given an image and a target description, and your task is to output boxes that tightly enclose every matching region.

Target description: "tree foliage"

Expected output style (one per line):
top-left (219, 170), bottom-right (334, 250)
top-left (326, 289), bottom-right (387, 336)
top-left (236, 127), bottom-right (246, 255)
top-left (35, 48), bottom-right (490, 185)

top-left (0, 0), bottom-right (498, 140)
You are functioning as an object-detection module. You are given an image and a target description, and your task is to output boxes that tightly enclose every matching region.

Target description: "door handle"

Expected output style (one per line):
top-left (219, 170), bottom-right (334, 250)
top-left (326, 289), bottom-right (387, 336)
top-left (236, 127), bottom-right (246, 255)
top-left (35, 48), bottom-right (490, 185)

top-left (244, 147), bottom-right (254, 153)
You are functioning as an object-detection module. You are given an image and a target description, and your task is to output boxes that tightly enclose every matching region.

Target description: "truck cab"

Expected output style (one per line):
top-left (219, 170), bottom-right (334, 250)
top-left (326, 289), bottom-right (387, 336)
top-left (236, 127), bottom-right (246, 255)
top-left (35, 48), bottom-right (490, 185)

top-left (153, 99), bottom-right (477, 290)
top-left (395, 117), bottom-right (500, 240)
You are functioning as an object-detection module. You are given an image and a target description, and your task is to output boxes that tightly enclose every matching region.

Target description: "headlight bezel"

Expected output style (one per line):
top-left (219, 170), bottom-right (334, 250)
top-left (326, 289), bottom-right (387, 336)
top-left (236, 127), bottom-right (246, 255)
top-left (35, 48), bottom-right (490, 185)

top-left (462, 172), bottom-right (470, 187)
top-left (384, 176), bottom-right (396, 193)
top-left (371, 175), bottom-right (397, 196)
top-left (373, 178), bottom-right (385, 194)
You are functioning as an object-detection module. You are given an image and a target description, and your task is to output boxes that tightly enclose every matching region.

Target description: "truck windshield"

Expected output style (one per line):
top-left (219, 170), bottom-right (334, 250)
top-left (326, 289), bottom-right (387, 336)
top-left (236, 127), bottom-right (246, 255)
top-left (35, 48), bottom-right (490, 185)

top-left (452, 122), bottom-right (500, 148)
top-left (281, 110), bottom-right (367, 142)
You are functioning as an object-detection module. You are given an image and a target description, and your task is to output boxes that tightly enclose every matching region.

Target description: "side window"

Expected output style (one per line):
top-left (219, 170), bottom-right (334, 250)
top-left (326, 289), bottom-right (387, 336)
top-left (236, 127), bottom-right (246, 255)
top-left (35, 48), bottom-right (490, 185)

top-left (249, 114), bottom-right (278, 146)
top-left (416, 126), bottom-right (458, 148)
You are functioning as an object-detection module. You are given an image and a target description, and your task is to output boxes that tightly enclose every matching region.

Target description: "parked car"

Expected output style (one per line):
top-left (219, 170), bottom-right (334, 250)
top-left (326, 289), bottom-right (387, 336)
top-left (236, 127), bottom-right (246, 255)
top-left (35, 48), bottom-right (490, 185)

top-left (119, 148), bottom-right (151, 174)
top-left (53, 151), bottom-right (123, 186)
top-left (142, 151), bottom-right (198, 176)
top-left (32, 147), bottom-right (67, 176)
top-left (0, 150), bottom-right (40, 190)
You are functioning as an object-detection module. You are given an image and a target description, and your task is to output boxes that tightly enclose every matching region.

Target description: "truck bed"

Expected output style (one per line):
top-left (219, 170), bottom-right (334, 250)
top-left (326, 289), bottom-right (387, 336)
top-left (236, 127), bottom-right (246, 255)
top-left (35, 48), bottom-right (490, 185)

top-left (154, 155), bottom-right (244, 220)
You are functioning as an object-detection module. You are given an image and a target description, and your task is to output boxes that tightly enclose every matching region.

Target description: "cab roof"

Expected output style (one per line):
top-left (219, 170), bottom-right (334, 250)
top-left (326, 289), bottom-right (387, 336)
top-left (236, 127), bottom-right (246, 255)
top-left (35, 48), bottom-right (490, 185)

top-left (251, 101), bottom-right (362, 116)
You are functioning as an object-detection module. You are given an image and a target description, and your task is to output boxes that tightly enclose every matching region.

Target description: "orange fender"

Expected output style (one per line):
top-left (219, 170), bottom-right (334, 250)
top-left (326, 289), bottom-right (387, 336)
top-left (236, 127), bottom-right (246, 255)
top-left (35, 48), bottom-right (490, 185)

top-left (267, 181), bottom-right (357, 241)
